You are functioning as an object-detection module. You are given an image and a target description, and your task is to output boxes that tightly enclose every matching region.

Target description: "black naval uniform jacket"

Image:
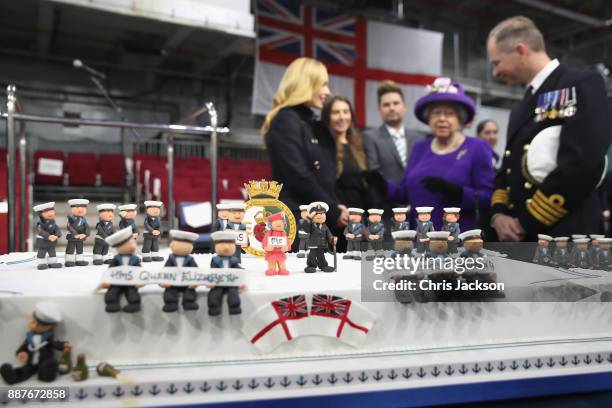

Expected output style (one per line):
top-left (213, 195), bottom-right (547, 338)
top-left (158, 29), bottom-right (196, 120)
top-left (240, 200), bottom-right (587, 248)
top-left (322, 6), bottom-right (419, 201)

top-left (143, 216), bottom-right (161, 237)
top-left (491, 64), bottom-right (611, 239)
top-left (95, 221), bottom-right (115, 241)
top-left (266, 105), bottom-right (341, 226)
top-left (306, 222), bottom-right (333, 249)
top-left (17, 330), bottom-right (67, 367)
top-left (66, 215), bottom-right (90, 241)
top-left (165, 254), bottom-right (198, 268)
top-left (119, 218), bottom-right (138, 234)
top-left (36, 219), bottom-right (62, 248)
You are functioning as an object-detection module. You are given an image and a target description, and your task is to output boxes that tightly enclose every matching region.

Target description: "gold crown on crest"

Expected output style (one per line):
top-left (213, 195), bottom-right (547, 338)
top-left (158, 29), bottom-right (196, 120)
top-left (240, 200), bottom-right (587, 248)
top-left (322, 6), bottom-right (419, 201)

top-left (245, 180), bottom-right (283, 199)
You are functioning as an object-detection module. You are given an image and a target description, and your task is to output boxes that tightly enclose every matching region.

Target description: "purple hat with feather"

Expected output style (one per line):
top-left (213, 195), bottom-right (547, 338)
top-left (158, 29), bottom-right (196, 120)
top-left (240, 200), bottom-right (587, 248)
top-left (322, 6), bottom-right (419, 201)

top-left (414, 77), bottom-right (476, 125)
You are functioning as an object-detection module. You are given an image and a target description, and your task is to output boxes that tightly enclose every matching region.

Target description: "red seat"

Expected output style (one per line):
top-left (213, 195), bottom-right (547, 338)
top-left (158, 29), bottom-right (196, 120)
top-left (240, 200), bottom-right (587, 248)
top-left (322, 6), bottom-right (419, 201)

top-left (67, 153), bottom-right (97, 186)
top-left (99, 153), bottom-right (125, 185)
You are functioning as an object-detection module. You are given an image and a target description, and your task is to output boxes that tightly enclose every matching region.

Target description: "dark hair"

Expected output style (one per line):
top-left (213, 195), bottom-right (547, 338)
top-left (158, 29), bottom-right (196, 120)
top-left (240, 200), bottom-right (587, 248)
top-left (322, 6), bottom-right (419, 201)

top-left (321, 96), bottom-right (367, 176)
top-left (476, 119), bottom-right (498, 136)
top-left (377, 80), bottom-right (404, 105)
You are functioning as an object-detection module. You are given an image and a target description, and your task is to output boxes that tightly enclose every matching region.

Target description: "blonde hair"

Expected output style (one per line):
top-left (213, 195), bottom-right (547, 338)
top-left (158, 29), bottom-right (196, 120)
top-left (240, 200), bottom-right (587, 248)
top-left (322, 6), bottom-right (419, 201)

top-left (261, 57), bottom-right (329, 136)
top-left (488, 16), bottom-right (545, 53)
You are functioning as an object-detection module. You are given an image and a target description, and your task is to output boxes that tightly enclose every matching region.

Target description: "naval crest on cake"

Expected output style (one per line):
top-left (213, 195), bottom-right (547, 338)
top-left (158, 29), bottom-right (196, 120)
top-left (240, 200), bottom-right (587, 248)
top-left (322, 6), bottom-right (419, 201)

top-left (243, 180), bottom-right (296, 257)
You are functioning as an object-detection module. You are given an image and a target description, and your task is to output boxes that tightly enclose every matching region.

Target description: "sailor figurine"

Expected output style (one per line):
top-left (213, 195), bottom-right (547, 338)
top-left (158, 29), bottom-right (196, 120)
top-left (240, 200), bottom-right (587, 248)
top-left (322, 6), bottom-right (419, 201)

top-left (33, 202), bottom-right (62, 270)
top-left (65, 198), bottom-right (90, 267)
top-left (262, 211), bottom-right (290, 276)
top-left (225, 202), bottom-right (247, 264)
top-left (551, 237), bottom-right (570, 268)
top-left (459, 229), bottom-right (484, 259)
top-left (297, 204), bottom-right (310, 258)
top-left (304, 202), bottom-right (337, 273)
top-left (142, 200), bottom-right (164, 262)
top-left (532, 234), bottom-right (553, 265)
top-left (93, 203), bottom-right (116, 265)
top-left (442, 207), bottom-right (461, 254)
top-left (1, 302), bottom-right (71, 385)
top-left (569, 238), bottom-right (591, 269)
top-left (343, 208), bottom-right (365, 260)
top-left (102, 227), bottom-right (143, 313)
top-left (365, 208), bottom-right (385, 261)
top-left (391, 208), bottom-right (410, 233)
top-left (391, 230), bottom-right (416, 256)
top-left (118, 204), bottom-right (138, 238)
top-left (426, 231), bottom-right (450, 259)
top-left (415, 207), bottom-right (435, 253)
top-left (208, 231), bottom-right (243, 316)
top-left (161, 230), bottom-right (200, 312)
top-left (593, 237), bottom-right (612, 271)
top-left (589, 234), bottom-right (604, 265)
top-left (458, 229), bottom-right (501, 298)
top-left (214, 203), bottom-right (231, 231)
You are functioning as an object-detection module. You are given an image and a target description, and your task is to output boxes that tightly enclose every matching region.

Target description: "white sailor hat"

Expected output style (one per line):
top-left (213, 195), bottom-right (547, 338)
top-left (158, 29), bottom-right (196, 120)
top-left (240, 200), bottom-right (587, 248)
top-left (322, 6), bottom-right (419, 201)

top-left (33, 202), bottom-right (55, 213)
top-left (537, 234), bottom-right (553, 241)
top-left (144, 200), bottom-right (163, 208)
top-left (427, 231), bottom-right (450, 240)
top-left (96, 203), bottom-right (116, 212)
top-left (553, 236), bottom-right (569, 242)
top-left (299, 205), bottom-right (309, 211)
top-left (68, 198), bottom-right (89, 206)
top-left (169, 229), bottom-right (199, 243)
top-left (598, 237), bottom-right (612, 244)
top-left (118, 204), bottom-right (137, 211)
top-left (443, 207), bottom-right (461, 213)
top-left (368, 208), bottom-right (384, 215)
top-left (571, 234), bottom-right (587, 239)
top-left (308, 201), bottom-right (329, 214)
top-left (392, 230), bottom-right (417, 240)
top-left (348, 207), bottom-right (365, 214)
top-left (211, 230), bottom-right (238, 242)
top-left (33, 301), bottom-right (62, 325)
top-left (392, 207), bottom-right (409, 213)
top-left (590, 234), bottom-right (605, 240)
top-left (573, 238), bottom-right (590, 244)
top-left (226, 202), bottom-right (246, 211)
top-left (105, 227), bottom-right (134, 248)
top-left (216, 203), bottom-right (231, 210)
top-left (458, 229), bottom-right (482, 241)
top-left (416, 206), bottom-right (434, 213)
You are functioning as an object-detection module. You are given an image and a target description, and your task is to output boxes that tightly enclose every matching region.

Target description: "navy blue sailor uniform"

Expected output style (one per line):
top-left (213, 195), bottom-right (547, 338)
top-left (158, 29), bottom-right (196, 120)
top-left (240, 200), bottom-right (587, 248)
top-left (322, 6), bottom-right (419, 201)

top-left (162, 254), bottom-right (199, 312)
top-left (142, 215), bottom-right (163, 261)
top-left (105, 254), bottom-right (142, 313)
top-left (208, 255), bottom-right (242, 316)
top-left (490, 63), bottom-right (612, 240)
top-left (297, 218), bottom-right (311, 257)
top-left (93, 221), bottom-right (115, 264)
top-left (36, 220), bottom-right (62, 268)
top-left (442, 222), bottom-right (460, 254)
top-left (226, 221), bottom-right (247, 263)
top-left (416, 220), bottom-right (434, 253)
top-left (0, 330), bottom-right (68, 384)
top-left (304, 221), bottom-right (335, 273)
top-left (366, 222), bottom-right (385, 255)
top-left (65, 215), bottom-right (90, 266)
top-left (119, 218), bottom-right (138, 235)
top-left (343, 221), bottom-right (364, 259)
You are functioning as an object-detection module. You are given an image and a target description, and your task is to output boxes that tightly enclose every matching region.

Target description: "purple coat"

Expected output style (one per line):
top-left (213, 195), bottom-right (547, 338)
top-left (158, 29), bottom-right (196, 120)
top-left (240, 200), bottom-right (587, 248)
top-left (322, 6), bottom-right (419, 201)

top-left (387, 136), bottom-right (494, 231)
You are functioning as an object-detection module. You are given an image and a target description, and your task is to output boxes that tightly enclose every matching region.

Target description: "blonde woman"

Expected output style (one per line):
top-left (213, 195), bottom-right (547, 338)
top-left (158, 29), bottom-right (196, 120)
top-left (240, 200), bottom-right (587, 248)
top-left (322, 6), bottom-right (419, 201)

top-left (263, 57), bottom-right (348, 235)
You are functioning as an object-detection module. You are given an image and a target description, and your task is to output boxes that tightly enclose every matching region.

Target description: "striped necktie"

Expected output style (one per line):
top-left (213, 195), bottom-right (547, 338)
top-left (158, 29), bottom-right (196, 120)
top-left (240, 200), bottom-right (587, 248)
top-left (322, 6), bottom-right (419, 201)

top-left (392, 132), bottom-right (407, 165)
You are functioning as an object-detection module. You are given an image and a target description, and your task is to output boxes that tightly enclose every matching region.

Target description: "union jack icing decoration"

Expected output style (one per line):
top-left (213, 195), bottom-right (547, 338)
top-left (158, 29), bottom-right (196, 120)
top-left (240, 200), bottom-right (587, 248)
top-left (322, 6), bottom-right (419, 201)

top-left (311, 293), bottom-right (370, 338)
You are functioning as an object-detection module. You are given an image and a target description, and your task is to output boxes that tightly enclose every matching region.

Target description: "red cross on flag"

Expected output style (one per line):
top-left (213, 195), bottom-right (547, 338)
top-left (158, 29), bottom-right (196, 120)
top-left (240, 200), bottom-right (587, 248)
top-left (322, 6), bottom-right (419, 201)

top-left (252, 0), bottom-right (443, 128)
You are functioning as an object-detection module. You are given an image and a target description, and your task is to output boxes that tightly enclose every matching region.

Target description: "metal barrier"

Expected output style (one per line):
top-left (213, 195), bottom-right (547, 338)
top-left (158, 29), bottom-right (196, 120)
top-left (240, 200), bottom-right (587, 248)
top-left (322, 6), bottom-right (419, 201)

top-left (1, 84), bottom-right (229, 252)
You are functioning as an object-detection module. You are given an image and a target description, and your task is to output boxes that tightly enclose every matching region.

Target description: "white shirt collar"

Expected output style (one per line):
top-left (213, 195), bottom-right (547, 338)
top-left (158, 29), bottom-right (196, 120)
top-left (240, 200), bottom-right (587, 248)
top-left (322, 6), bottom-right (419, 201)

top-left (385, 125), bottom-right (405, 139)
top-left (529, 59), bottom-right (560, 94)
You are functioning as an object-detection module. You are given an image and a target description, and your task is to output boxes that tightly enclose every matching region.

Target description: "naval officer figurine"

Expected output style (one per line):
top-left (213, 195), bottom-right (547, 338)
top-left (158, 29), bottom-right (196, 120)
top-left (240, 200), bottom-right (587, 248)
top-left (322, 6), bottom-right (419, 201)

top-left (416, 207), bottom-right (435, 253)
top-left (65, 198), bottom-right (90, 267)
top-left (442, 207), bottom-right (461, 254)
top-left (33, 202), bottom-right (62, 270)
top-left (569, 238), bottom-right (591, 269)
top-left (551, 237), bottom-right (570, 267)
top-left (1, 302), bottom-right (71, 385)
top-left (102, 227), bottom-right (143, 313)
top-left (532, 234), bottom-right (553, 265)
top-left (297, 204), bottom-right (310, 258)
top-left (142, 200), bottom-right (164, 262)
top-left (118, 204), bottom-right (138, 238)
top-left (214, 203), bottom-right (231, 231)
top-left (161, 230), bottom-right (200, 312)
top-left (365, 208), bottom-right (385, 261)
top-left (344, 208), bottom-right (365, 260)
top-left (93, 203), bottom-right (116, 265)
top-left (303, 202), bottom-right (337, 273)
top-left (594, 237), bottom-right (612, 271)
top-left (225, 202), bottom-right (247, 264)
top-left (208, 231), bottom-right (243, 316)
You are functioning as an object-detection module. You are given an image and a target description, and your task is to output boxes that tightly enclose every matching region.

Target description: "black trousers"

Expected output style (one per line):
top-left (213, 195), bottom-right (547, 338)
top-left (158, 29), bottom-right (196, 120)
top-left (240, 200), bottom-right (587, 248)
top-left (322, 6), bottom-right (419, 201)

top-left (93, 239), bottom-right (109, 255)
top-left (207, 287), bottom-right (240, 312)
top-left (299, 238), bottom-right (308, 251)
top-left (66, 240), bottom-right (84, 254)
top-left (1, 359), bottom-right (58, 384)
top-left (104, 285), bottom-right (141, 306)
top-left (142, 236), bottom-right (159, 253)
top-left (307, 248), bottom-right (328, 268)
top-left (164, 287), bottom-right (197, 306)
top-left (368, 240), bottom-right (383, 251)
top-left (36, 244), bottom-right (56, 259)
top-left (347, 240), bottom-right (361, 252)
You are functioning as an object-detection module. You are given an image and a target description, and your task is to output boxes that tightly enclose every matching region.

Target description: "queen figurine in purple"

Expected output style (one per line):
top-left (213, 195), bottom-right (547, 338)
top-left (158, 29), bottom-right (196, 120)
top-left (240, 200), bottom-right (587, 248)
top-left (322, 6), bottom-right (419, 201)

top-left (384, 77), bottom-right (494, 231)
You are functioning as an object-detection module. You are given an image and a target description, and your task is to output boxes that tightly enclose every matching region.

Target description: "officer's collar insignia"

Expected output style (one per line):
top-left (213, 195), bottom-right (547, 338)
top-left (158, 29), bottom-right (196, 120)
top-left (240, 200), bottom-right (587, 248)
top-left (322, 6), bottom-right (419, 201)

top-left (534, 87), bottom-right (577, 122)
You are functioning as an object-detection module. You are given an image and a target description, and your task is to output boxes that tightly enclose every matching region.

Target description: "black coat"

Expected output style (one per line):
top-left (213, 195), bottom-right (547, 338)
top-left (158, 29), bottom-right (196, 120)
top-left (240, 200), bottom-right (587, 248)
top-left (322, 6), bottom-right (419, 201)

top-left (16, 331), bottom-right (66, 367)
top-left (266, 105), bottom-right (341, 225)
top-left (306, 222), bottom-right (333, 249)
top-left (491, 64), bottom-right (612, 239)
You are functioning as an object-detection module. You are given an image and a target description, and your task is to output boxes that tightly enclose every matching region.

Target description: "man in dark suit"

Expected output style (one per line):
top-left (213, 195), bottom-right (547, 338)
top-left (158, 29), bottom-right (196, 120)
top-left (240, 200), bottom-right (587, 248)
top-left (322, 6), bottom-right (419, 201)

top-left (304, 202), bottom-right (337, 273)
top-left (487, 16), bottom-right (611, 242)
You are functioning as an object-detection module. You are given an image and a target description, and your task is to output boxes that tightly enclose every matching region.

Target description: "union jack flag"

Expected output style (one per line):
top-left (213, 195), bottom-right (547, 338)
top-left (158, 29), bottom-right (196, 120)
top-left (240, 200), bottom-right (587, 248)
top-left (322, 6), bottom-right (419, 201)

top-left (310, 294), bottom-right (350, 319)
top-left (272, 295), bottom-right (309, 320)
